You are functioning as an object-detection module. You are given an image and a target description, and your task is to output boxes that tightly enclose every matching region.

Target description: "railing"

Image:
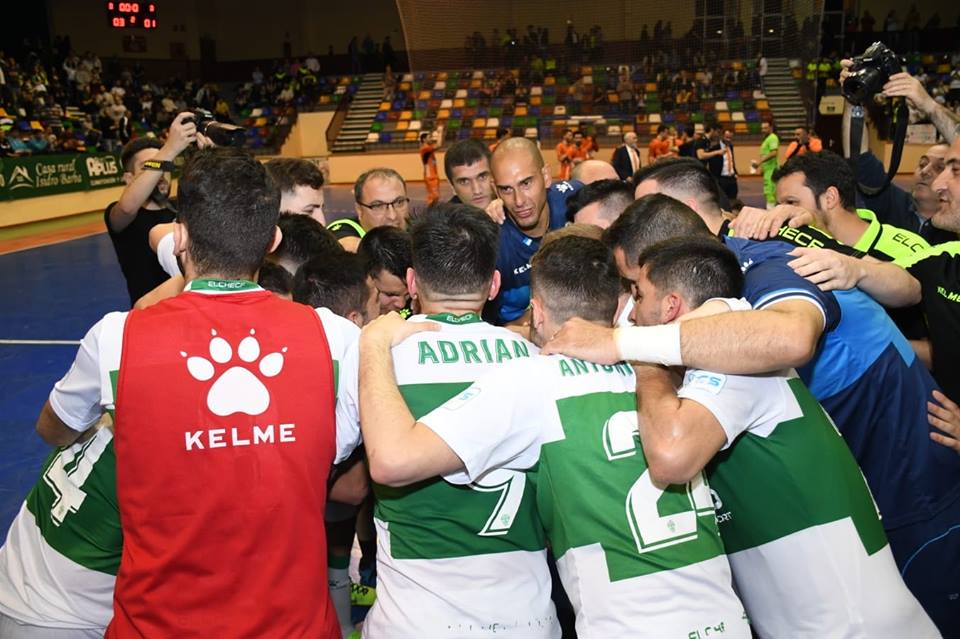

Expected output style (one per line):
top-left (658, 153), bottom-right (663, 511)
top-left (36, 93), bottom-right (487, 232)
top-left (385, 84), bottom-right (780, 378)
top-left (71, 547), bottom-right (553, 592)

top-left (326, 91), bottom-right (354, 148)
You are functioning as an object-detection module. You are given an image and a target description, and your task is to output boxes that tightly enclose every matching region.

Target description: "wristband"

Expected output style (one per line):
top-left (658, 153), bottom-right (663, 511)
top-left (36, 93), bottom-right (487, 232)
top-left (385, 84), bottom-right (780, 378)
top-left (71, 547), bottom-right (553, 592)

top-left (614, 323), bottom-right (682, 366)
top-left (142, 159), bottom-right (175, 172)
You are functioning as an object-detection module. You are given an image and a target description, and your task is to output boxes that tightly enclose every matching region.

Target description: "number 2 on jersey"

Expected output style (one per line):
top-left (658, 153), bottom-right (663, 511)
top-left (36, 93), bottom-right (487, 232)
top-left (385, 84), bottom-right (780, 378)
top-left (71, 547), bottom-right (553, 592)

top-left (604, 410), bottom-right (714, 554)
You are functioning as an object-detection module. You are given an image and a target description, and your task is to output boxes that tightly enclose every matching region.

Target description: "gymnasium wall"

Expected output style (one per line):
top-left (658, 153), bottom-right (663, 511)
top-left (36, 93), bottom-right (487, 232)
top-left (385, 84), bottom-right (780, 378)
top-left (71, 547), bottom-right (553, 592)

top-left (46, 0), bottom-right (406, 61)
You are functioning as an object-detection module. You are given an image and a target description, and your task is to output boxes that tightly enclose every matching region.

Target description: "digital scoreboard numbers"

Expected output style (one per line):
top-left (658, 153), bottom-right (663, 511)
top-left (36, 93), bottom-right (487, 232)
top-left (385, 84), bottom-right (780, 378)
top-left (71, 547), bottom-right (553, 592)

top-left (106, 2), bottom-right (158, 29)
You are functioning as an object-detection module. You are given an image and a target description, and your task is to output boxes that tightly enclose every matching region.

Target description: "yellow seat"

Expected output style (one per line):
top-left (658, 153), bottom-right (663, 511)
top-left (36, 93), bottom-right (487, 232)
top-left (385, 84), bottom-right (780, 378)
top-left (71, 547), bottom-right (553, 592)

top-left (438, 109), bottom-right (450, 119)
top-left (396, 121), bottom-right (409, 130)
top-left (400, 110), bottom-right (413, 120)
top-left (454, 99), bottom-right (465, 108)
top-left (473, 118), bottom-right (486, 128)
top-left (717, 112), bottom-right (731, 122)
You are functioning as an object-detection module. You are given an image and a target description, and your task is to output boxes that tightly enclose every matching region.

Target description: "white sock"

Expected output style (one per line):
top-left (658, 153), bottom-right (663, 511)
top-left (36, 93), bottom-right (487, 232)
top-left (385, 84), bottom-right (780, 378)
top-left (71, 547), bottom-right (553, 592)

top-left (329, 566), bottom-right (353, 636)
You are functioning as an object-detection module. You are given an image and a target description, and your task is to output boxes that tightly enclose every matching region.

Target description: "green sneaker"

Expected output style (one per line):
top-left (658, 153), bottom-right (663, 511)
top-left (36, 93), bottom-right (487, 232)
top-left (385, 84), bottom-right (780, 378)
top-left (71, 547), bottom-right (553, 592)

top-left (350, 581), bottom-right (377, 607)
top-left (345, 631), bottom-right (362, 639)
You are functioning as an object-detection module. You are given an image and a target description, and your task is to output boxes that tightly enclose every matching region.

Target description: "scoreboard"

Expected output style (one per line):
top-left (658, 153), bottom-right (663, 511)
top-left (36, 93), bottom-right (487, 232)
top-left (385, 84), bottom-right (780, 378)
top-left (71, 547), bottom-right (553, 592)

top-left (106, 2), bottom-right (158, 29)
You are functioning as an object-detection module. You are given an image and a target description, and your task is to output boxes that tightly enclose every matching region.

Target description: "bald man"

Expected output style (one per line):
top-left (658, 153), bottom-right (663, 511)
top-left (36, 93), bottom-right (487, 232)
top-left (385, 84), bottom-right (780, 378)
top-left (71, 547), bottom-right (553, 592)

top-left (485, 137), bottom-right (581, 325)
top-left (611, 132), bottom-right (642, 181)
top-left (571, 159), bottom-right (619, 184)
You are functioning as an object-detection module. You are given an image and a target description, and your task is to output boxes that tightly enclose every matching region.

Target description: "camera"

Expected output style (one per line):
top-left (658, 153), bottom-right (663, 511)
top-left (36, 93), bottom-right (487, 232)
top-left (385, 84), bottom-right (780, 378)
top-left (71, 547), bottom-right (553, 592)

top-left (842, 42), bottom-right (903, 106)
top-left (184, 109), bottom-right (246, 147)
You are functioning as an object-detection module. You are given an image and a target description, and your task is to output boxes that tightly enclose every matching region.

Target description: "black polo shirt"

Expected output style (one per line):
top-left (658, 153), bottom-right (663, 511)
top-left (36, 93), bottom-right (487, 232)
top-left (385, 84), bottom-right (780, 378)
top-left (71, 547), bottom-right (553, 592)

top-left (897, 241), bottom-right (960, 402)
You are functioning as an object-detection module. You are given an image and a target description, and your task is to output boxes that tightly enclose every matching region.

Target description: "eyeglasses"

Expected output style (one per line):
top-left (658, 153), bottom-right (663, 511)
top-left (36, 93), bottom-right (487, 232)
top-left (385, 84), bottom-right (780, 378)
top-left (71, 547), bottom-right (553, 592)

top-left (357, 196), bottom-right (410, 213)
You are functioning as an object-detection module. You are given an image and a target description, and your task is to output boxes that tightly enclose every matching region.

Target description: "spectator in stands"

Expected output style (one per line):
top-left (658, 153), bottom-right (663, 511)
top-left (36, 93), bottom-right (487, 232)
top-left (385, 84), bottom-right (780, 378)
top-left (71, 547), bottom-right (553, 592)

top-left (758, 53), bottom-right (768, 92)
top-left (357, 226), bottom-right (413, 317)
top-left (105, 114), bottom-right (199, 307)
top-left (444, 139), bottom-right (495, 209)
top-left (0, 128), bottom-right (13, 156)
top-left (784, 126), bottom-right (822, 160)
top-left (329, 168), bottom-right (409, 252)
top-left (612, 131), bottom-right (642, 181)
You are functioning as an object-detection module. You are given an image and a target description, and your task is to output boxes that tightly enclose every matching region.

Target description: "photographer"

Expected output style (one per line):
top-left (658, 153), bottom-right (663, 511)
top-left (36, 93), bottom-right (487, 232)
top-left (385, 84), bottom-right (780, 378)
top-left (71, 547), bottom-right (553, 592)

top-left (105, 112), bottom-right (210, 306)
top-left (841, 59), bottom-right (959, 244)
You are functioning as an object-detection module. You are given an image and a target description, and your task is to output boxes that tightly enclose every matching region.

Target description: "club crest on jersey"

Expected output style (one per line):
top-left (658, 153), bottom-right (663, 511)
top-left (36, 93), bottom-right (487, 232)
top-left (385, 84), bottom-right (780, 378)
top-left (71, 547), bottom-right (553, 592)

top-left (181, 328), bottom-right (286, 417)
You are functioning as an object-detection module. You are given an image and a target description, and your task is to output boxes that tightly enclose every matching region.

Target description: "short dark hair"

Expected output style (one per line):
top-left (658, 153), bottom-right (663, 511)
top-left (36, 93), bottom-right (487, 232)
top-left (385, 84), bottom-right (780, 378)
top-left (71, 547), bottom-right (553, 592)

top-left (257, 261), bottom-right (294, 296)
top-left (631, 157), bottom-right (721, 213)
top-left (408, 203), bottom-right (499, 296)
top-left (443, 139), bottom-right (491, 181)
top-left (265, 157), bottom-right (324, 194)
top-left (603, 194), bottom-right (710, 264)
top-left (773, 150), bottom-right (856, 210)
top-left (531, 235), bottom-right (620, 324)
top-left (177, 147), bottom-right (280, 278)
top-left (357, 225), bottom-right (412, 280)
top-left (120, 137), bottom-right (163, 172)
top-left (271, 212), bottom-right (343, 272)
top-left (656, 124), bottom-right (668, 134)
top-left (354, 167), bottom-right (406, 203)
top-left (293, 252), bottom-right (370, 318)
top-left (564, 179), bottom-right (634, 224)
top-left (638, 236), bottom-right (743, 308)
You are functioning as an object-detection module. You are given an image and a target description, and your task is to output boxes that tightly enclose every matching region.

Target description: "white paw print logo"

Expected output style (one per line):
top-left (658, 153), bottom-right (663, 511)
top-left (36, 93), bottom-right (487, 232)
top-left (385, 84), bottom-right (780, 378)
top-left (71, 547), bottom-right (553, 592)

top-left (182, 329), bottom-right (286, 417)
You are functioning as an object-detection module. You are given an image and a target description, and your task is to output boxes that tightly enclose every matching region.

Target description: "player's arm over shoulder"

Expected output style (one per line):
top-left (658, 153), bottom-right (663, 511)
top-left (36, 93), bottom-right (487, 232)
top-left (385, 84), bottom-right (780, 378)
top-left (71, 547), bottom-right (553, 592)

top-left (634, 365), bottom-right (729, 485)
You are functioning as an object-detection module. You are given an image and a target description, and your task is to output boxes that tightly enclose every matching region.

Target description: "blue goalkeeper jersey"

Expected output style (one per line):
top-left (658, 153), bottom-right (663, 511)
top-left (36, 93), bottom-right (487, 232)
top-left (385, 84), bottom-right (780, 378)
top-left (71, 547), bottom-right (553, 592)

top-left (484, 179), bottom-right (581, 325)
top-left (723, 236), bottom-right (960, 529)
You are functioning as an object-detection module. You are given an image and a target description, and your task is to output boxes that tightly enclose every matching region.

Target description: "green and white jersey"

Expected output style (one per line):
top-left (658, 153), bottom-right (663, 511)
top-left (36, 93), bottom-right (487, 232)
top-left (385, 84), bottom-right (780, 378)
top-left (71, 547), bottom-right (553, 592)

top-left (681, 368), bottom-right (940, 638)
top-left (0, 427), bottom-right (120, 630)
top-left (316, 306), bottom-right (362, 460)
top-left (420, 355), bottom-right (751, 639)
top-left (356, 313), bottom-right (559, 639)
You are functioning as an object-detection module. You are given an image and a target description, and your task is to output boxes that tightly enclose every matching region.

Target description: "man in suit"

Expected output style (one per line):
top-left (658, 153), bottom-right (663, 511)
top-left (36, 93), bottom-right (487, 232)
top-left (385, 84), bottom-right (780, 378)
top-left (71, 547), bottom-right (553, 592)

top-left (612, 132), bottom-right (642, 182)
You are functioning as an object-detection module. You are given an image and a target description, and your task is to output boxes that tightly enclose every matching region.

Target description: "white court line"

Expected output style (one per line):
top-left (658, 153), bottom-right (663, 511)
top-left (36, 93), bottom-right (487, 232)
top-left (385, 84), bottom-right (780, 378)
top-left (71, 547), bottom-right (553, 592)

top-left (0, 339), bottom-right (81, 345)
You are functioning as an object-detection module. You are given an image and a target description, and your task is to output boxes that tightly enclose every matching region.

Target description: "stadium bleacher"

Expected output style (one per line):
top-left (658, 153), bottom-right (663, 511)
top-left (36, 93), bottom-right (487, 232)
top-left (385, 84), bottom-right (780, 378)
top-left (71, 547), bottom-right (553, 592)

top-left (363, 60), bottom-right (772, 151)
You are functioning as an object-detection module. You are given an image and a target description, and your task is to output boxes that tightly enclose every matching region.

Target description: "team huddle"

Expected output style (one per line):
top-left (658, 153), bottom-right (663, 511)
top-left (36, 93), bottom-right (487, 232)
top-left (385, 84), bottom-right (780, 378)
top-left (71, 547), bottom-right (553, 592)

top-left (1, 105), bottom-right (959, 638)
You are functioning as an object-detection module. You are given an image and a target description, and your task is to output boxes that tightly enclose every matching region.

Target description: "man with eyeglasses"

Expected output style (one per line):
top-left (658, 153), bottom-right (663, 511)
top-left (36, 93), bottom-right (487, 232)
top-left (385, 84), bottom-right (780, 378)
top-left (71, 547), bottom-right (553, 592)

top-left (328, 168), bottom-right (410, 252)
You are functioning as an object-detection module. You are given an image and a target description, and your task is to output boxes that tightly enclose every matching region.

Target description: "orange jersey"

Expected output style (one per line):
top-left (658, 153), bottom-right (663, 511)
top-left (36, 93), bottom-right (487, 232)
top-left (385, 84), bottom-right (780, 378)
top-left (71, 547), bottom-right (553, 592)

top-left (784, 137), bottom-right (823, 159)
top-left (420, 143), bottom-right (438, 180)
top-left (648, 138), bottom-right (671, 161)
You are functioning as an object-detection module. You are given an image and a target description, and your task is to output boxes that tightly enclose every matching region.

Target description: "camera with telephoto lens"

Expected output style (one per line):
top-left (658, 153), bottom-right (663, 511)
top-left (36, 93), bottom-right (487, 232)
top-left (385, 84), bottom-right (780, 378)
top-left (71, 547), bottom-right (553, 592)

top-left (184, 109), bottom-right (246, 147)
top-left (842, 42), bottom-right (903, 106)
